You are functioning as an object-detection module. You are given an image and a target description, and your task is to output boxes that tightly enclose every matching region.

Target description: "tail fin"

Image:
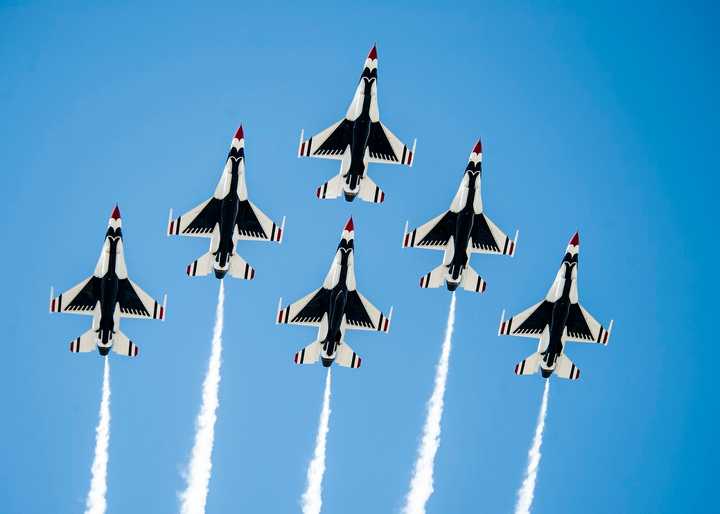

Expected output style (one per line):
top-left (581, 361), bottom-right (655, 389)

top-left (186, 253), bottom-right (213, 277)
top-left (358, 175), bottom-right (385, 204)
top-left (419, 263), bottom-right (447, 289)
top-left (555, 354), bottom-right (581, 380)
top-left (514, 352), bottom-right (542, 376)
top-left (69, 329), bottom-right (97, 353)
top-left (112, 331), bottom-right (139, 358)
top-left (460, 265), bottom-right (487, 293)
top-left (335, 342), bottom-right (362, 369)
top-left (228, 254), bottom-right (256, 280)
top-left (316, 174), bottom-right (344, 200)
top-left (293, 341), bottom-right (322, 365)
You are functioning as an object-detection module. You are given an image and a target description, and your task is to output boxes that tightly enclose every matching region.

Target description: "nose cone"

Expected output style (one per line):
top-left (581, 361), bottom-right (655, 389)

top-left (368, 44), bottom-right (378, 61)
top-left (321, 357), bottom-right (334, 368)
top-left (344, 217), bottom-right (354, 232)
top-left (107, 205), bottom-right (122, 230)
top-left (569, 231), bottom-right (579, 247)
top-left (234, 125), bottom-right (244, 141)
top-left (466, 139), bottom-right (483, 170)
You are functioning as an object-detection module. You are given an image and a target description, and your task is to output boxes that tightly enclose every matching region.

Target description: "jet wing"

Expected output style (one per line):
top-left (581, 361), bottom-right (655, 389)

top-left (344, 291), bottom-right (391, 332)
top-left (565, 303), bottom-right (612, 345)
top-left (235, 201), bottom-right (284, 242)
top-left (470, 214), bottom-right (517, 256)
top-left (168, 198), bottom-right (221, 238)
top-left (403, 212), bottom-right (457, 250)
top-left (298, 120), bottom-right (353, 160)
top-left (50, 277), bottom-right (101, 315)
top-left (277, 288), bottom-right (331, 327)
top-left (498, 301), bottom-right (553, 339)
top-left (367, 122), bottom-right (414, 166)
top-left (117, 279), bottom-right (166, 320)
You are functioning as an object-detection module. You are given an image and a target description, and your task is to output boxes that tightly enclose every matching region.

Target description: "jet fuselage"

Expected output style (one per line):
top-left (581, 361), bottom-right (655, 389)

top-left (96, 228), bottom-right (124, 354)
top-left (321, 242), bottom-right (354, 366)
top-left (344, 78), bottom-right (375, 200)
top-left (541, 261), bottom-right (576, 377)
top-left (214, 152), bottom-right (243, 278)
top-left (447, 171), bottom-right (480, 289)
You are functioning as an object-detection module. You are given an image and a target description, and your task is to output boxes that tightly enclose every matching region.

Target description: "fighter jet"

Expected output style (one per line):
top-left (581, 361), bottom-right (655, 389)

top-left (402, 140), bottom-right (518, 292)
top-left (276, 218), bottom-right (392, 368)
top-left (498, 233), bottom-right (614, 380)
top-left (49, 206), bottom-right (166, 357)
top-left (167, 126), bottom-right (285, 279)
top-left (297, 45), bottom-right (416, 203)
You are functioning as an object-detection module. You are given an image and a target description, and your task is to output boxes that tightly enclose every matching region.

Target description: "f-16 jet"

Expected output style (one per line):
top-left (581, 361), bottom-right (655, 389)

top-left (49, 206), bottom-right (166, 357)
top-left (167, 126), bottom-right (285, 279)
top-left (498, 233), bottom-right (613, 380)
top-left (402, 140), bottom-right (518, 292)
top-left (297, 45), bottom-right (416, 203)
top-left (276, 218), bottom-right (392, 368)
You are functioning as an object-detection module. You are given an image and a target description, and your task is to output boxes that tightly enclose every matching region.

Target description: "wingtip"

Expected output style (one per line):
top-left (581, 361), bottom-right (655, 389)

top-left (569, 231), bottom-right (580, 246)
top-left (344, 217), bottom-right (354, 232)
top-left (472, 139), bottom-right (482, 154)
top-left (110, 204), bottom-right (121, 220)
top-left (368, 44), bottom-right (377, 60)
top-left (234, 125), bottom-right (244, 140)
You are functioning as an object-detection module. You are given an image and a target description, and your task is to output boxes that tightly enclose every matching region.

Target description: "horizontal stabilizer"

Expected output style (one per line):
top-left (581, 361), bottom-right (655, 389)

top-left (555, 354), bottom-right (581, 380)
top-left (461, 265), bottom-right (487, 293)
top-left (186, 253), bottom-right (213, 277)
top-left (357, 175), bottom-right (385, 204)
top-left (514, 352), bottom-right (541, 376)
top-left (293, 341), bottom-right (321, 365)
top-left (419, 263), bottom-right (446, 289)
top-left (228, 254), bottom-right (256, 280)
top-left (112, 331), bottom-right (139, 358)
top-left (69, 330), bottom-right (96, 353)
top-left (335, 342), bottom-right (362, 369)
top-left (316, 175), bottom-right (344, 200)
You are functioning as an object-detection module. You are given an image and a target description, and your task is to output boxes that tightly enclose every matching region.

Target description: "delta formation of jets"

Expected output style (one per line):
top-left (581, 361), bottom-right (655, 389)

top-left (48, 44), bottom-right (613, 380)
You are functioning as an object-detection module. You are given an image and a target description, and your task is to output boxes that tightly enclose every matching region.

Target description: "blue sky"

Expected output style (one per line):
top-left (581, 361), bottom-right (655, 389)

top-left (1, 1), bottom-right (717, 513)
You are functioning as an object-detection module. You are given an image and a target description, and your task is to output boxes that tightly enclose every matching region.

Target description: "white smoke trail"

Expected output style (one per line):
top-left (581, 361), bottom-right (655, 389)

top-left (514, 379), bottom-right (551, 514)
top-left (403, 292), bottom-right (457, 514)
top-left (180, 281), bottom-right (225, 514)
top-left (85, 356), bottom-right (111, 514)
top-left (301, 368), bottom-right (333, 514)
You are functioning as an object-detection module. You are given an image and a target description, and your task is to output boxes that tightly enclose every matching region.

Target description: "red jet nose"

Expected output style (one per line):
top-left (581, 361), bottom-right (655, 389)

top-left (569, 231), bottom-right (579, 246)
top-left (368, 45), bottom-right (377, 60)
top-left (344, 217), bottom-right (354, 232)
top-left (234, 125), bottom-right (244, 140)
top-left (110, 205), bottom-right (121, 220)
top-left (472, 139), bottom-right (482, 154)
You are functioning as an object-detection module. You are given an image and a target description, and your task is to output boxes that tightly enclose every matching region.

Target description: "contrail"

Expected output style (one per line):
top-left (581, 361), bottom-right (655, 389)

top-left (85, 357), bottom-right (111, 514)
top-left (514, 379), bottom-right (551, 514)
top-left (180, 281), bottom-right (225, 514)
top-left (301, 368), bottom-right (333, 514)
top-left (403, 292), bottom-right (457, 514)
